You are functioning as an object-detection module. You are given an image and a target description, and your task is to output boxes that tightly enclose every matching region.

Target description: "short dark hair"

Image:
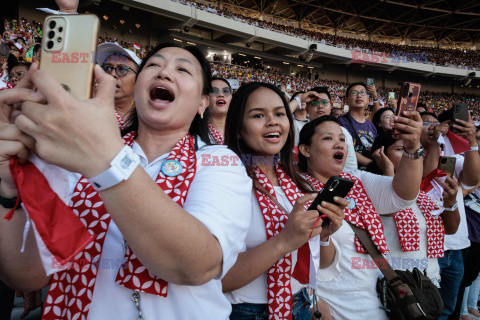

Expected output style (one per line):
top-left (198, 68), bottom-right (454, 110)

top-left (345, 82), bottom-right (367, 98)
top-left (224, 82), bottom-right (311, 192)
top-left (372, 107), bottom-right (394, 132)
top-left (298, 115), bottom-right (339, 173)
top-left (366, 132), bottom-right (398, 175)
top-left (123, 42), bottom-right (212, 144)
top-left (420, 111), bottom-right (438, 121)
top-left (211, 77), bottom-right (231, 90)
top-left (310, 86), bottom-right (332, 102)
top-left (290, 91), bottom-right (305, 101)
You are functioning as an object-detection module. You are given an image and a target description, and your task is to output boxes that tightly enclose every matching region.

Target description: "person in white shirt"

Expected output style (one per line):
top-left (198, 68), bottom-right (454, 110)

top-left (0, 43), bottom-right (253, 320)
top-left (420, 110), bottom-right (480, 320)
top-left (297, 113), bottom-right (424, 320)
top-left (367, 132), bottom-right (460, 287)
top-left (223, 82), bottom-right (347, 320)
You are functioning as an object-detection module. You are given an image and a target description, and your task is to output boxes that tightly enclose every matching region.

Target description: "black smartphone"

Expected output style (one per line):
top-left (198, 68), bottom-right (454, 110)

top-left (308, 176), bottom-right (354, 227)
top-left (452, 103), bottom-right (469, 134)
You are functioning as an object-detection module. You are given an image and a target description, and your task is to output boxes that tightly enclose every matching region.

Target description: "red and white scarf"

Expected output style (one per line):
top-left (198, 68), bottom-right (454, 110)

top-left (304, 172), bottom-right (389, 254)
top-left (393, 191), bottom-right (445, 258)
top-left (208, 122), bottom-right (224, 145)
top-left (115, 111), bottom-right (126, 130)
top-left (253, 166), bottom-right (309, 320)
top-left (42, 133), bottom-right (197, 319)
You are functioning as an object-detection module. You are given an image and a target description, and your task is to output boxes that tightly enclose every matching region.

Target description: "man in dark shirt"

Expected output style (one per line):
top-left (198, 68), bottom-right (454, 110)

top-left (338, 82), bottom-right (378, 167)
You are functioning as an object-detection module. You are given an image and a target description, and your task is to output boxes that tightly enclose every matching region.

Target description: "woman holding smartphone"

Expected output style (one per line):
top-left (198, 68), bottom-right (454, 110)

top-left (297, 113), bottom-right (423, 320)
top-left (367, 132), bottom-right (460, 287)
top-left (222, 82), bottom-right (347, 320)
top-left (0, 43), bottom-right (253, 320)
top-left (205, 77), bottom-right (232, 144)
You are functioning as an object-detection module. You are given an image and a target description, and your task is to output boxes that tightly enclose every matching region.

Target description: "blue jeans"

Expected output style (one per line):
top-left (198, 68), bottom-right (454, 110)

top-left (438, 249), bottom-right (464, 320)
top-left (230, 288), bottom-right (312, 320)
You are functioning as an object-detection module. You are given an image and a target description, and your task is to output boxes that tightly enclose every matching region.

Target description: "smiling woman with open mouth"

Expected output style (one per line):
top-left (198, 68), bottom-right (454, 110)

top-left (222, 82), bottom-right (348, 320)
top-left (0, 42), bottom-right (254, 320)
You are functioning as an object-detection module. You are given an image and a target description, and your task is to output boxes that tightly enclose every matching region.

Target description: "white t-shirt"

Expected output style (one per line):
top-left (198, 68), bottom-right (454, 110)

top-left (381, 204), bottom-right (441, 287)
top-left (225, 183), bottom-right (340, 304)
top-left (37, 139), bottom-right (253, 320)
top-left (315, 170), bottom-right (416, 320)
top-left (444, 154), bottom-right (471, 251)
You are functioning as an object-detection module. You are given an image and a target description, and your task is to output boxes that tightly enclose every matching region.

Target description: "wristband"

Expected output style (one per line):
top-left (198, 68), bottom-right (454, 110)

top-left (88, 146), bottom-right (140, 191)
top-left (468, 145), bottom-right (478, 151)
top-left (443, 203), bottom-right (458, 212)
top-left (319, 237), bottom-right (331, 246)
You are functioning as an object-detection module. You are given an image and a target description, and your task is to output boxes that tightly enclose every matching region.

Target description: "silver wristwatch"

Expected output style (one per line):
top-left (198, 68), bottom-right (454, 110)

top-left (402, 146), bottom-right (424, 160)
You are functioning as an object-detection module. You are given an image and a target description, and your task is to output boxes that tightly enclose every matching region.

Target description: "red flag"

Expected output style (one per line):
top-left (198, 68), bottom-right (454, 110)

top-left (7, 158), bottom-right (94, 273)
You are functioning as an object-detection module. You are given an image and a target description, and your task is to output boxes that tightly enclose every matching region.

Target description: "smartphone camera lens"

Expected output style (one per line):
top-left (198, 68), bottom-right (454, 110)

top-left (47, 41), bottom-right (54, 49)
top-left (441, 158), bottom-right (447, 164)
top-left (58, 27), bottom-right (63, 32)
top-left (49, 20), bottom-right (56, 29)
top-left (48, 31), bottom-right (55, 39)
top-left (57, 37), bottom-right (62, 43)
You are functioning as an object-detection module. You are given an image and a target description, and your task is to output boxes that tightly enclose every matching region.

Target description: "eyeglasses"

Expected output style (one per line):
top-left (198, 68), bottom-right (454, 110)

top-left (10, 72), bottom-right (26, 78)
top-left (102, 64), bottom-right (137, 77)
top-left (209, 87), bottom-right (232, 96)
top-left (310, 99), bottom-right (330, 107)
top-left (349, 90), bottom-right (368, 97)
top-left (422, 121), bottom-right (440, 127)
top-left (382, 115), bottom-right (394, 120)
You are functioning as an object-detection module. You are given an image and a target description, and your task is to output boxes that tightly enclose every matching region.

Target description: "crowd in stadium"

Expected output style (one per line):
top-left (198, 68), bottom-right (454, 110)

top-left (175, 0), bottom-right (480, 70)
top-left (1, 0), bottom-right (480, 320)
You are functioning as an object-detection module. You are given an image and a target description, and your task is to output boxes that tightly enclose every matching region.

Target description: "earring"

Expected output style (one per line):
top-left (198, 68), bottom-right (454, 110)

top-left (200, 112), bottom-right (204, 119)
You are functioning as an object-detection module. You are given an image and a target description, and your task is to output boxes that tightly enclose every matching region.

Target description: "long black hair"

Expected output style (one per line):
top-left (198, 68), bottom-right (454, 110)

top-left (297, 115), bottom-right (339, 174)
top-left (121, 42), bottom-right (212, 144)
top-left (224, 82), bottom-right (311, 193)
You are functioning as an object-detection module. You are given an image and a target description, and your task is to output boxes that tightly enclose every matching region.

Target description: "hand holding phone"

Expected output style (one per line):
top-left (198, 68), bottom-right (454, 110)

top-left (308, 176), bottom-right (354, 227)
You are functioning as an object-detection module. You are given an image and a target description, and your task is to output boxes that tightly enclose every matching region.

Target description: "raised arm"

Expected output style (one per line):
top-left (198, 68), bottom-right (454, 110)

top-left (453, 115), bottom-right (480, 187)
top-left (392, 111), bottom-right (424, 201)
top-left (10, 67), bottom-right (237, 286)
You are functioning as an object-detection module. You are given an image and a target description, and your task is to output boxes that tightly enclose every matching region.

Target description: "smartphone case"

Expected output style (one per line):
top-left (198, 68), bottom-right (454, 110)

top-left (40, 14), bottom-right (99, 100)
top-left (438, 156), bottom-right (456, 178)
top-left (452, 103), bottom-right (469, 134)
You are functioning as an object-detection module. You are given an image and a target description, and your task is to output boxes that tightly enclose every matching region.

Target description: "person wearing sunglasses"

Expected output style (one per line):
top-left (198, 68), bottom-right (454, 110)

top-left (96, 43), bottom-right (142, 128)
top-left (205, 77), bottom-right (232, 144)
top-left (302, 86), bottom-right (358, 172)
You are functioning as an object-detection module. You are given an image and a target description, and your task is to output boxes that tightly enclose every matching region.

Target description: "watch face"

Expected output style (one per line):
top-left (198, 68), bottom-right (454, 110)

top-left (415, 147), bottom-right (425, 158)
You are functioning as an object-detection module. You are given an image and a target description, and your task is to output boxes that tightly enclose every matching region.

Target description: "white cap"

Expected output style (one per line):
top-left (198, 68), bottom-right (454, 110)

top-left (96, 42), bottom-right (142, 66)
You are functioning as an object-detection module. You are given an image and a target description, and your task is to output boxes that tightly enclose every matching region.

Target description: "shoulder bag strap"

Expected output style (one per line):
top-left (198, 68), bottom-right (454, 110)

top-left (346, 221), bottom-right (398, 282)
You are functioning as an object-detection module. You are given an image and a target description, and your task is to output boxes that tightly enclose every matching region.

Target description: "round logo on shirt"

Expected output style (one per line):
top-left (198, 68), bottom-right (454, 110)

top-left (345, 197), bottom-right (356, 210)
top-left (161, 160), bottom-right (183, 177)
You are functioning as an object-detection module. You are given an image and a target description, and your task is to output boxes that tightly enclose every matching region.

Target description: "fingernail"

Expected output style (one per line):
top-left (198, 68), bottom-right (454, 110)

top-left (321, 201), bottom-right (326, 206)
top-left (30, 91), bottom-right (43, 99)
top-left (333, 196), bottom-right (338, 201)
